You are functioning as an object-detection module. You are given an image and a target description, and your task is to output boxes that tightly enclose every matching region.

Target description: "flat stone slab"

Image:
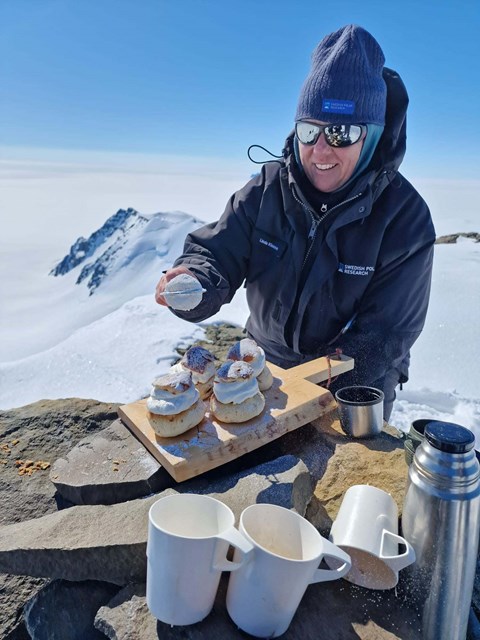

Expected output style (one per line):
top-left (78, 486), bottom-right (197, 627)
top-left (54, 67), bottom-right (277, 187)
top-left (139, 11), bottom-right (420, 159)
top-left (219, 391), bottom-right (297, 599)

top-left (94, 577), bottom-right (422, 640)
top-left (50, 419), bottom-right (173, 505)
top-left (0, 455), bottom-right (310, 584)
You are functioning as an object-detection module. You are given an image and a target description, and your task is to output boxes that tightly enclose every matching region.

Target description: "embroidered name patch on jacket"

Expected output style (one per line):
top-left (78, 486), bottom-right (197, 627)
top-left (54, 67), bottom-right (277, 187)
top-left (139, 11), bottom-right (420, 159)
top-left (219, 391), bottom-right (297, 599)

top-left (259, 237), bottom-right (280, 252)
top-left (253, 229), bottom-right (287, 258)
top-left (338, 263), bottom-right (375, 276)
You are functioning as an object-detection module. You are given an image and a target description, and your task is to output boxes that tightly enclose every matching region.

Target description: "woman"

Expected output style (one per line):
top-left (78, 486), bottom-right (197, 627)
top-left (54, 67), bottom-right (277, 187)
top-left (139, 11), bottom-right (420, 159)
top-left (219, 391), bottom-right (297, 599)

top-left (155, 24), bottom-right (435, 420)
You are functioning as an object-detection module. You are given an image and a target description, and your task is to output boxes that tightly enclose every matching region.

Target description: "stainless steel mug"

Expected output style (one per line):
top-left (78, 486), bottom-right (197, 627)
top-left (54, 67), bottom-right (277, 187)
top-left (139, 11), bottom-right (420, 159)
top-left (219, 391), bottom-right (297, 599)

top-left (402, 421), bottom-right (480, 640)
top-left (334, 386), bottom-right (384, 438)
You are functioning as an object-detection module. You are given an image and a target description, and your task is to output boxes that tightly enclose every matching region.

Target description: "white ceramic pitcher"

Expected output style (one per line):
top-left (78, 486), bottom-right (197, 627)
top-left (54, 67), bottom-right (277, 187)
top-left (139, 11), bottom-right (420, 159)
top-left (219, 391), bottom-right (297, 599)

top-left (226, 503), bottom-right (351, 638)
top-left (146, 494), bottom-right (253, 626)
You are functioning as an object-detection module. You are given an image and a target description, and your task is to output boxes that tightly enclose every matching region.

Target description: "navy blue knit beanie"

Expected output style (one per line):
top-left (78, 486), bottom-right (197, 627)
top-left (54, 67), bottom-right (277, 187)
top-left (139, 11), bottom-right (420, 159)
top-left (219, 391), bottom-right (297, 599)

top-left (295, 25), bottom-right (387, 125)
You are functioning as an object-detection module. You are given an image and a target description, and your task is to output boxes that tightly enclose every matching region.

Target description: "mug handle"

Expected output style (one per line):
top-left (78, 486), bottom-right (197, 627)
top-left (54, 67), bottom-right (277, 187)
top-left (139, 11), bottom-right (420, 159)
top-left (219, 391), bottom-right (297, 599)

top-left (311, 538), bottom-right (352, 583)
top-left (213, 527), bottom-right (254, 572)
top-left (379, 529), bottom-right (416, 571)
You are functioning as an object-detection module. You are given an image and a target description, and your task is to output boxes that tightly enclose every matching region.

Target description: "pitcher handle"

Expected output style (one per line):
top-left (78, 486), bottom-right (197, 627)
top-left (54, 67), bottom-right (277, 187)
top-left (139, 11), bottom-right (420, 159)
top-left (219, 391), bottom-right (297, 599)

top-left (380, 529), bottom-right (416, 571)
top-left (311, 538), bottom-right (352, 583)
top-left (213, 527), bottom-right (254, 572)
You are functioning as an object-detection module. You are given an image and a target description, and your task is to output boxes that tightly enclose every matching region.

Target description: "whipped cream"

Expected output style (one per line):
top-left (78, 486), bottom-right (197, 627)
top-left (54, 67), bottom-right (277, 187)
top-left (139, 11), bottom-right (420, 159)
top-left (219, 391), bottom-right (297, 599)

top-left (147, 384), bottom-right (199, 415)
top-left (170, 361), bottom-right (215, 384)
top-left (213, 376), bottom-right (259, 405)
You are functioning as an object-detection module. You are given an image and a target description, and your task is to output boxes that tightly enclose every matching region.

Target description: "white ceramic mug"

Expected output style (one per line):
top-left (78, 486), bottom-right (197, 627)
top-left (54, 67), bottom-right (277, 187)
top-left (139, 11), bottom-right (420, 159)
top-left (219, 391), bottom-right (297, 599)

top-left (146, 494), bottom-right (253, 626)
top-left (328, 484), bottom-right (415, 589)
top-left (226, 503), bottom-right (351, 638)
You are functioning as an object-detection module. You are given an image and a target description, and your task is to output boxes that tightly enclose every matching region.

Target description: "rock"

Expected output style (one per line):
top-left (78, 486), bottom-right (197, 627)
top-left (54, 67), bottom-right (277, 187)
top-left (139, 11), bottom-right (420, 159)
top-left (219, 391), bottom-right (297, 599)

top-left (50, 419), bottom-right (173, 505)
top-left (472, 556), bottom-right (480, 618)
top-left (305, 414), bottom-right (409, 533)
top-left (95, 581), bottom-right (237, 640)
top-left (94, 576), bottom-right (422, 640)
top-left (0, 455), bottom-right (310, 584)
top-left (0, 398), bottom-right (119, 640)
top-left (186, 454), bottom-right (312, 519)
top-left (0, 493), bottom-right (163, 585)
top-left (94, 583), bottom-right (150, 640)
top-left (435, 232), bottom-right (480, 244)
top-left (24, 579), bottom-right (120, 640)
top-left (0, 574), bottom-right (46, 639)
top-left (176, 323), bottom-right (246, 363)
top-left (0, 398), bottom-right (119, 525)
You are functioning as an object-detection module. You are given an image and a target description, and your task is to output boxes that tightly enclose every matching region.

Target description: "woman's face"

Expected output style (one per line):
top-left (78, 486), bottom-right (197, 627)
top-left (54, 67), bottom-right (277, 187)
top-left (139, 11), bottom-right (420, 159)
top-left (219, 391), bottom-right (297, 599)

top-left (298, 120), bottom-right (365, 192)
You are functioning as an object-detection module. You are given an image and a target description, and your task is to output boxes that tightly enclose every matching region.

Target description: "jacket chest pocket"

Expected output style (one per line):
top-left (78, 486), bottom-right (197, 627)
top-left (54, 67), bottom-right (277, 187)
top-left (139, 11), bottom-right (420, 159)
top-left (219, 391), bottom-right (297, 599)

top-left (246, 229), bottom-right (288, 283)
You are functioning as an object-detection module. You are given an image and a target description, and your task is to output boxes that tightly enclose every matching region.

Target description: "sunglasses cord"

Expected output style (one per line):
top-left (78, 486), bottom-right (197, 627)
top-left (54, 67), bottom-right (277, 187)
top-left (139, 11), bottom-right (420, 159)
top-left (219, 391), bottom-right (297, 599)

top-left (247, 144), bottom-right (284, 165)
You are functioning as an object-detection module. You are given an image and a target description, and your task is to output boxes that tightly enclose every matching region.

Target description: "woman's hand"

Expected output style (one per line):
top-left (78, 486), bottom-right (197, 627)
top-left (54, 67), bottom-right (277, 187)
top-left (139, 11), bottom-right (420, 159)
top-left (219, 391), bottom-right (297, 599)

top-left (155, 266), bottom-right (197, 306)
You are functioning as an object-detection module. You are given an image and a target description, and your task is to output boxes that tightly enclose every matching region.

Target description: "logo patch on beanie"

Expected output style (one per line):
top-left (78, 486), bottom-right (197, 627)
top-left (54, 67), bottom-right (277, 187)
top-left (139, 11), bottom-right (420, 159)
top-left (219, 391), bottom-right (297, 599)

top-left (322, 99), bottom-right (355, 115)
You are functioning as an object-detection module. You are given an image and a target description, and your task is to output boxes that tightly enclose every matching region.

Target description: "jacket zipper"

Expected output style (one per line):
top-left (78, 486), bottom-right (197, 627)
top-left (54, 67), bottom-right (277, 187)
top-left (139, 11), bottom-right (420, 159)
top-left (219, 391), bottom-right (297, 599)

top-left (292, 190), bottom-right (364, 271)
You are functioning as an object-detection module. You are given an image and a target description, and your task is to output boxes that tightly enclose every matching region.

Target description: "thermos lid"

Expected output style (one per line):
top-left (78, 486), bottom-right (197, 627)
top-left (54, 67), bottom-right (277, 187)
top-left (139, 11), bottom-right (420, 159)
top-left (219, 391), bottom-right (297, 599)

top-left (425, 422), bottom-right (475, 453)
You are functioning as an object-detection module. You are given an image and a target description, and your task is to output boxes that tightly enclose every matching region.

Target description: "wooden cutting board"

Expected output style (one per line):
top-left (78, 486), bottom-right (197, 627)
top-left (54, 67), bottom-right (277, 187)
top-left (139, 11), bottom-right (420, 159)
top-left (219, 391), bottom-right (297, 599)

top-left (118, 354), bottom-right (353, 482)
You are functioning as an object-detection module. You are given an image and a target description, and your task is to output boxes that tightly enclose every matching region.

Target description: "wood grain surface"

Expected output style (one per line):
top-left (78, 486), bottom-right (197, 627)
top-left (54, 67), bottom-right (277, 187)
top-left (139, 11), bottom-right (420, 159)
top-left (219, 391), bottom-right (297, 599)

top-left (118, 355), bottom-right (353, 482)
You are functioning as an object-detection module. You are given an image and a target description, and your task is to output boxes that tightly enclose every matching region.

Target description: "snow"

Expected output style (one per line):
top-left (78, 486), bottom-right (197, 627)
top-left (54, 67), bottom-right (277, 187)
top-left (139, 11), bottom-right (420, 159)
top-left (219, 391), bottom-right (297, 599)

top-left (0, 153), bottom-right (479, 443)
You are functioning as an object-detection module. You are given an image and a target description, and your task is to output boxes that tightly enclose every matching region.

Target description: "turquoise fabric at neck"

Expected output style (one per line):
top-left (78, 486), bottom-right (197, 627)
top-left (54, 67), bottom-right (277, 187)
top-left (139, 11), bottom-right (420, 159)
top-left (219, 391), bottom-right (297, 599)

top-left (293, 123), bottom-right (384, 193)
top-left (350, 123), bottom-right (384, 182)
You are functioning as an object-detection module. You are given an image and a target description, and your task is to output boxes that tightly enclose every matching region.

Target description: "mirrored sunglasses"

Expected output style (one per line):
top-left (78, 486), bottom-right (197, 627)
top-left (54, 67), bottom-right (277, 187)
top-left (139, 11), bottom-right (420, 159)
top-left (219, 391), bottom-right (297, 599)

top-left (295, 121), bottom-right (365, 148)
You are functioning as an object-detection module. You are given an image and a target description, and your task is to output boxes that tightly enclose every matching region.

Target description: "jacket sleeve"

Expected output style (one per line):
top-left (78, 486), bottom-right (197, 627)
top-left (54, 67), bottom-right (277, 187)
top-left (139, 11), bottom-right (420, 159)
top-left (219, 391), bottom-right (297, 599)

top-left (169, 170), bottom-right (267, 322)
top-left (331, 185), bottom-right (436, 415)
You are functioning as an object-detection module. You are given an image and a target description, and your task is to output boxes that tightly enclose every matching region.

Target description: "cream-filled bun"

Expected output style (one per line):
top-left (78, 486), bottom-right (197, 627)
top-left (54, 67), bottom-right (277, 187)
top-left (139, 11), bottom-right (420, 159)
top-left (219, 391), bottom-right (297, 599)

top-left (210, 360), bottom-right (265, 423)
top-left (147, 371), bottom-right (205, 437)
top-left (170, 346), bottom-right (216, 399)
top-left (227, 338), bottom-right (273, 391)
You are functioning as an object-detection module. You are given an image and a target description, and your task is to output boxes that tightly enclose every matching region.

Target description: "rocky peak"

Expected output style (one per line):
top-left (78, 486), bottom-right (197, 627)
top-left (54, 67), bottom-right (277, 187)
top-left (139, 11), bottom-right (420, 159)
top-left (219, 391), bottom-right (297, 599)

top-left (47, 206), bottom-right (201, 296)
top-left (50, 207), bottom-right (144, 278)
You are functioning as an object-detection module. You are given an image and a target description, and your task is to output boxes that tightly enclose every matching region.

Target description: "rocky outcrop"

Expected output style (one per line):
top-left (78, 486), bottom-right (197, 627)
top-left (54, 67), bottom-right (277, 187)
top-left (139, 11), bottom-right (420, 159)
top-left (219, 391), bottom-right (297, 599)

top-left (48, 209), bottom-right (203, 295)
top-left (435, 232), bottom-right (480, 244)
top-left (177, 323), bottom-right (247, 363)
top-left (0, 398), bottom-right (119, 523)
top-left (1, 377), bottom-right (461, 639)
top-left (0, 399), bottom-right (119, 640)
top-left (50, 419), bottom-right (172, 505)
top-left (50, 208), bottom-right (143, 277)
top-left (0, 455), bottom-right (309, 584)
top-left (306, 416), bottom-right (407, 533)
top-left (93, 576), bottom-right (423, 640)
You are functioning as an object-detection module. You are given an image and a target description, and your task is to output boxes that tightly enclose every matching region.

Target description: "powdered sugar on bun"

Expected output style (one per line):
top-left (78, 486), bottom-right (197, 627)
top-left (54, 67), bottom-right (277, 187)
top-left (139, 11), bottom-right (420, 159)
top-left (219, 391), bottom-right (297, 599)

top-left (152, 371), bottom-right (192, 394)
top-left (227, 339), bottom-right (266, 377)
top-left (181, 346), bottom-right (216, 383)
top-left (215, 360), bottom-right (254, 383)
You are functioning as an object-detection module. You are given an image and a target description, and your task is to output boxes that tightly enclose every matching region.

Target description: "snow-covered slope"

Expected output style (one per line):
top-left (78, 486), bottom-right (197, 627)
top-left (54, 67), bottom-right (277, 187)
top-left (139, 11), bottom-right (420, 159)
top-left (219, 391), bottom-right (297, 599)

top-left (1, 208), bottom-right (204, 361)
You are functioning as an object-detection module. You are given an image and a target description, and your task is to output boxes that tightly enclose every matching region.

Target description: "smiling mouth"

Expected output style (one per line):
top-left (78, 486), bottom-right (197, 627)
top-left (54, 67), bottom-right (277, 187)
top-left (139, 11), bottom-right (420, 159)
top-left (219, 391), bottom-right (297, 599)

top-left (314, 163), bottom-right (337, 171)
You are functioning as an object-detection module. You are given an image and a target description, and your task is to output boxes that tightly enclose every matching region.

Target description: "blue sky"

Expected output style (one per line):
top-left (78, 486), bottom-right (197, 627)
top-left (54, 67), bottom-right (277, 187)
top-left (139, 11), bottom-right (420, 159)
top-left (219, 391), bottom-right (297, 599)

top-left (1, 0), bottom-right (479, 178)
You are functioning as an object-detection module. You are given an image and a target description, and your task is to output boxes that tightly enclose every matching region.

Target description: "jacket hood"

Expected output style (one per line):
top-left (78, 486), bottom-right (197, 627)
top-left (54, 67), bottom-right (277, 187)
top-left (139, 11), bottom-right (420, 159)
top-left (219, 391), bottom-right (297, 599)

top-left (375, 67), bottom-right (408, 174)
top-left (283, 66), bottom-right (409, 196)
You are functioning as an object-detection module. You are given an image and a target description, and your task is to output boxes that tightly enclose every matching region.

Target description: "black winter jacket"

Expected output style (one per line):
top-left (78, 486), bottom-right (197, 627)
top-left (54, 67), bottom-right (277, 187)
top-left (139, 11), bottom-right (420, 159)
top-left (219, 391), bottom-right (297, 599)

top-left (171, 68), bottom-right (436, 418)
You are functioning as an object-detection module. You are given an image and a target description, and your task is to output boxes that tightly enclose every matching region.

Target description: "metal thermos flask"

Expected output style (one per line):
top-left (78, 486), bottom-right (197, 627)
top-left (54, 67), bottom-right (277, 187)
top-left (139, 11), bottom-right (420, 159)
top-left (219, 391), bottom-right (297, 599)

top-left (402, 421), bottom-right (480, 640)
